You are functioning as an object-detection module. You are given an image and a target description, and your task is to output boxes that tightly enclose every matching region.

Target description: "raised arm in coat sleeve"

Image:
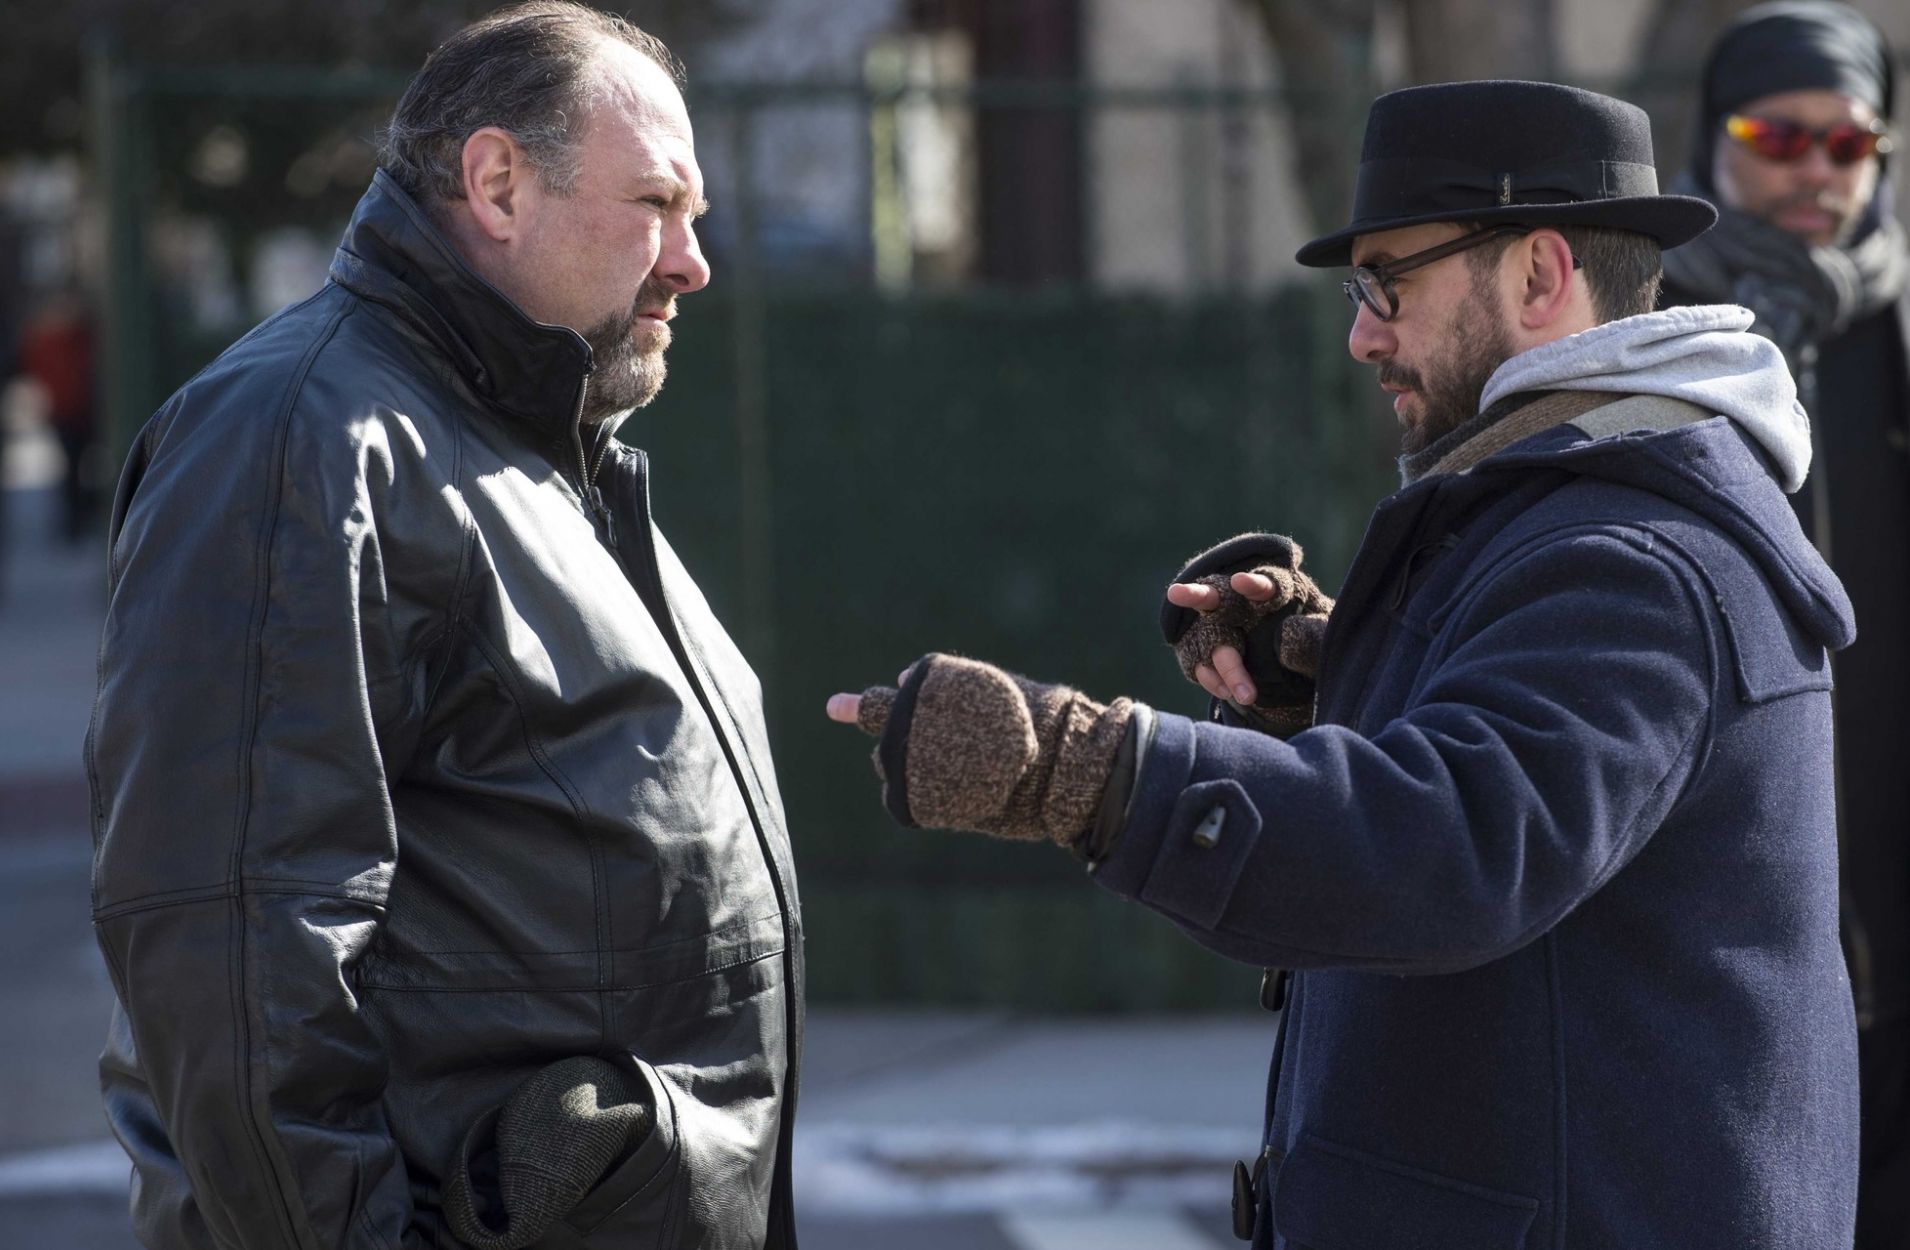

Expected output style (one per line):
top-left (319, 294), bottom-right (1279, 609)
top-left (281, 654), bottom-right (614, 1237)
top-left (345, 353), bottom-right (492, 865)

top-left (1092, 526), bottom-right (1718, 975)
top-left (89, 351), bottom-right (443, 1249)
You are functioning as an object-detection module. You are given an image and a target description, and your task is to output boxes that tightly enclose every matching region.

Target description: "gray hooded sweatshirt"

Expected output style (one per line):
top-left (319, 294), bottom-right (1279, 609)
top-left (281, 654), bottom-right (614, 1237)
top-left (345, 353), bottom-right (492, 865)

top-left (1476, 302), bottom-right (1813, 491)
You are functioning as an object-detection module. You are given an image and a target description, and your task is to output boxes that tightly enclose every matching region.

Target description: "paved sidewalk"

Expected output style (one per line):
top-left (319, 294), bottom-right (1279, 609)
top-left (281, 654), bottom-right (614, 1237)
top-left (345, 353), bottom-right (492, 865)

top-left (796, 1008), bottom-right (1272, 1217)
top-left (0, 1006), bottom-right (1273, 1249)
top-left (0, 479), bottom-right (1277, 1249)
top-left (0, 483), bottom-right (102, 797)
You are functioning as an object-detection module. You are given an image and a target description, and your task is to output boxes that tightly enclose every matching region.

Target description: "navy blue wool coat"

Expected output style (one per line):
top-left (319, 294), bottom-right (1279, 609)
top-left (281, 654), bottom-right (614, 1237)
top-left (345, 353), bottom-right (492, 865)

top-left (1096, 414), bottom-right (1860, 1249)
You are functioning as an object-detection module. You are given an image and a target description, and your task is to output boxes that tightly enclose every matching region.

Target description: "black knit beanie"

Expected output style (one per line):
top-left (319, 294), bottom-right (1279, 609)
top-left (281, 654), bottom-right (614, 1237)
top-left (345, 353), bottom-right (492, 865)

top-left (1689, 1), bottom-right (1896, 191)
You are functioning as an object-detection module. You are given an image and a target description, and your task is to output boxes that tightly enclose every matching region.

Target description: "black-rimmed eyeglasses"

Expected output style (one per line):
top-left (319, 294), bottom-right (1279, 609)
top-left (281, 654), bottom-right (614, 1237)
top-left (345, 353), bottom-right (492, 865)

top-left (1343, 225), bottom-right (1537, 322)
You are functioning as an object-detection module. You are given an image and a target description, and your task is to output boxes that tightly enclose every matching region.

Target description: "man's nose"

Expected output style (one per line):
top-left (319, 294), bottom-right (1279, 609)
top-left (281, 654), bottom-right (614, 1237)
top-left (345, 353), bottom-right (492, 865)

top-left (658, 221), bottom-right (712, 294)
top-left (1347, 299), bottom-right (1395, 363)
top-left (1793, 143), bottom-right (1837, 187)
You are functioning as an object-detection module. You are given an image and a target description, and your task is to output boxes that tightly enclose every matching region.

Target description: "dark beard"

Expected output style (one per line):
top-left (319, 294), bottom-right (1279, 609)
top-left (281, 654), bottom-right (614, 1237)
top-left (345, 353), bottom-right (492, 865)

top-left (579, 276), bottom-right (676, 423)
top-left (1389, 278), bottom-right (1516, 455)
top-left (1766, 187), bottom-right (1864, 247)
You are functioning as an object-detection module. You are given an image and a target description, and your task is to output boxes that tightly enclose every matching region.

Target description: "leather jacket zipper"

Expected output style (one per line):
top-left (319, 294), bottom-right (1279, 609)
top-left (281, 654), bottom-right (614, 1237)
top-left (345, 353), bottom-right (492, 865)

top-left (590, 485), bottom-right (617, 548)
top-left (565, 400), bottom-right (800, 1241)
top-left (566, 367), bottom-right (609, 532)
top-left (566, 373), bottom-right (634, 554)
top-left (609, 449), bottom-right (803, 1246)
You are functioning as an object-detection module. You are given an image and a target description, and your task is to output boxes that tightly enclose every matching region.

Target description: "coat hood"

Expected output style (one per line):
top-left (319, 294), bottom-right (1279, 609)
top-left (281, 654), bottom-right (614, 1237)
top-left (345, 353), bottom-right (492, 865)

top-left (1470, 311), bottom-right (1852, 651)
top-left (1479, 303), bottom-right (1812, 492)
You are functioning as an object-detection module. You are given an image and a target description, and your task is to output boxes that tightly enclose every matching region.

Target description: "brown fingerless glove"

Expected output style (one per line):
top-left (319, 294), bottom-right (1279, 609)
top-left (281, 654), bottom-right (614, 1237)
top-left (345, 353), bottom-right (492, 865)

top-left (1160, 533), bottom-right (1333, 738)
top-left (1279, 610), bottom-right (1330, 679)
top-left (851, 654), bottom-right (1132, 848)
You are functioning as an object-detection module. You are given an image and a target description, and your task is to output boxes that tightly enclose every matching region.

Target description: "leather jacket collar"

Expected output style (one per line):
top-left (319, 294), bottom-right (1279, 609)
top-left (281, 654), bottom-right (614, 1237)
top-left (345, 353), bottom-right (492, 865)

top-left (329, 170), bottom-right (593, 439)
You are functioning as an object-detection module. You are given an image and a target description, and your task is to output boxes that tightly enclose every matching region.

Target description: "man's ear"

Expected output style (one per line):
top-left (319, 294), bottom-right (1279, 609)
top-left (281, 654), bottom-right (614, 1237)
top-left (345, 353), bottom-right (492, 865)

top-left (460, 127), bottom-right (529, 243)
top-left (1515, 228), bottom-right (1578, 330)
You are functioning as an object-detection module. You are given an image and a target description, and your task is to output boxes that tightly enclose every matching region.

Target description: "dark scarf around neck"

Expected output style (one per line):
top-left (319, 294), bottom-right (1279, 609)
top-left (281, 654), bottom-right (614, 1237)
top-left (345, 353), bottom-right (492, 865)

top-left (1662, 170), bottom-right (1909, 370)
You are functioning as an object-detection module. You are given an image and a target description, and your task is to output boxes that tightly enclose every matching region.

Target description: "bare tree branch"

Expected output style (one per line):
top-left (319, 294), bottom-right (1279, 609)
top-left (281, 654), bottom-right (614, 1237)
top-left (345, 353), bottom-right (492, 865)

top-left (1400, 0), bottom-right (1557, 83)
top-left (1624, 0), bottom-right (1759, 178)
top-left (0, 0), bottom-right (755, 157)
top-left (1241, 0), bottom-right (1376, 236)
top-left (1241, 0), bottom-right (1569, 239)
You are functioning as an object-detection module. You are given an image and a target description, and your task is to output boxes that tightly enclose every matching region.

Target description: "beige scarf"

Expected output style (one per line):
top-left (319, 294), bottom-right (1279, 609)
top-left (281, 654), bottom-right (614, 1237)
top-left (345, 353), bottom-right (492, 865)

top-left (1412, 390), bottom-right (1714, 481)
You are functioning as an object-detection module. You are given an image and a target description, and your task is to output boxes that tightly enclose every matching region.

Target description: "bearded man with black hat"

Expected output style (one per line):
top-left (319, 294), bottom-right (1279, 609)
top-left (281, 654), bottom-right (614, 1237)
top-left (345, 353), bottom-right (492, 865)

top-left (1660, 8), bottom-right (1910, 1242)
top-left (827, 79), bottom-right (1858, 1248)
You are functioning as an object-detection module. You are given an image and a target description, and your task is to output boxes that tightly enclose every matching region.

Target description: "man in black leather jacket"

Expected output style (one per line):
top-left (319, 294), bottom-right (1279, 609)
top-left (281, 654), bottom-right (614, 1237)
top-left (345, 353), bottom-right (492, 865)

top-left (86, 5), bottom-right (803, 1248)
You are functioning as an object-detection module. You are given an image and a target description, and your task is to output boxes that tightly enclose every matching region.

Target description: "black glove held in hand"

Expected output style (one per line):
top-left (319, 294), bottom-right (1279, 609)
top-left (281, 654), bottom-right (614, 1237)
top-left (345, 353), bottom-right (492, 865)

top-left (1160, 532), bottom-right (1332, 737)
top-left (852, 653), bottom-right (1132, 848)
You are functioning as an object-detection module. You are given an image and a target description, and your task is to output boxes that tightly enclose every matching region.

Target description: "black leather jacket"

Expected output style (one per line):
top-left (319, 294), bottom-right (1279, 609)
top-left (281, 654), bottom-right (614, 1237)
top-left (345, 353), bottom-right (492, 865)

top-left (88, 172), bottom-right (802, 1250)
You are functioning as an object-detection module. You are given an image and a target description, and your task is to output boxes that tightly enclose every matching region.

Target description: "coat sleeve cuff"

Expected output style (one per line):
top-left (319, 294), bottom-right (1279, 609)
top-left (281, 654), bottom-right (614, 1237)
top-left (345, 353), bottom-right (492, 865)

top-left (1078, 704), bottom-right (1152, 865)
top-left (1089, 712), bottom-right (1268, 930)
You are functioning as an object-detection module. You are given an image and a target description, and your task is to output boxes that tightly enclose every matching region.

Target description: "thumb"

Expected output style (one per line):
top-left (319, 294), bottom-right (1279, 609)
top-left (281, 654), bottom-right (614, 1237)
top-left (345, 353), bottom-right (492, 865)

top-left (855, 686), bottom-right (898, 736)
top-left (1237, 565), bottom-right (1302, 605)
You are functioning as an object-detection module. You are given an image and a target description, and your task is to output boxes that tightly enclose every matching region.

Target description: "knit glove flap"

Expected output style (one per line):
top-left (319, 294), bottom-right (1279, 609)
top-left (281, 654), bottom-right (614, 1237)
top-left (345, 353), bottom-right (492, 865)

top-left (444, 1057), bottom-right (652, 1250)
top-left (852, 653), bottom-right (1132, 847)
top-left (1159, 532), bottom-right (1332, 737)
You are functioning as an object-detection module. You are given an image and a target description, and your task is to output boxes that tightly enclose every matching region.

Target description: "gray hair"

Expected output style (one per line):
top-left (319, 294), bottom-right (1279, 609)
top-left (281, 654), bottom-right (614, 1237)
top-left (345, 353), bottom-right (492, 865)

top-left (379, 1), bottom-right (685, 206)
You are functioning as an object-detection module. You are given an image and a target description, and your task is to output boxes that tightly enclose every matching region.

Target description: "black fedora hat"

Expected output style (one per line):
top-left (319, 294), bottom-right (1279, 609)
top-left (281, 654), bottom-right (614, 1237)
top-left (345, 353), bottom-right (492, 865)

top-left (1295, 80), bottom-right (1718, 268)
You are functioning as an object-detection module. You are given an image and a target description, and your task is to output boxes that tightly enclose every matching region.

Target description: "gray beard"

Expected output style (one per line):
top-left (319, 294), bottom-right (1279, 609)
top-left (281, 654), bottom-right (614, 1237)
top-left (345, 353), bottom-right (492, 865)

top-left (579, 276), bottom-right (677, 422)
top-left (580, 309), bottom-right (666, 423)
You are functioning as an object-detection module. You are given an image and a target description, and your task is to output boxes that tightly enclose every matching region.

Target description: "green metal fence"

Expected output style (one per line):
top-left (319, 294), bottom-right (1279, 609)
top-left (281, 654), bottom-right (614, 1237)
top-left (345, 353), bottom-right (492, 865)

top-left (91, 52), bottom-right (1396, 1009)
top-left (646, 284), bottom-right (1388, 1008)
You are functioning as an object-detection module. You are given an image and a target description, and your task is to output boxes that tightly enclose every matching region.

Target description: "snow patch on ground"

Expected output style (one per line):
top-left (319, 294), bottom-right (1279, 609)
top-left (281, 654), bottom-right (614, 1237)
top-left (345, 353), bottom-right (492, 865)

top-left (0, 1141), bottom-right (130, 1196)
top-left (795, 1120), bottom-right (1243, 1214)
top-left (0, 1121), bottom-right (1250, 1215)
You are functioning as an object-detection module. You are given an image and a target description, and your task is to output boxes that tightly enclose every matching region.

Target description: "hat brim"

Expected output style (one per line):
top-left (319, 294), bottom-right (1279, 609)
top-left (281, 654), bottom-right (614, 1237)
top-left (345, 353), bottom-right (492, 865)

top-left (1294, 194), bottom-right (1719, 268)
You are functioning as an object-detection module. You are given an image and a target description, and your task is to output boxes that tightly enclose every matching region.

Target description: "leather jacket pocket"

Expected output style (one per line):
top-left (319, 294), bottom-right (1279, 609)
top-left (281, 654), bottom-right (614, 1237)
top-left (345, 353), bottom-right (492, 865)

top-left (552, 1054), bottom-right (682, 1243)
top-left (1273, 1133), bottom-right (1537, 1250)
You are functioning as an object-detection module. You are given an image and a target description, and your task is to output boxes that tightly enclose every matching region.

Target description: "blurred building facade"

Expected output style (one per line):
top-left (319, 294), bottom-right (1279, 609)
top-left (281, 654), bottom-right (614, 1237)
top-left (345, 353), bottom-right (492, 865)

top-left (6, 0), bottom-right (1903, 337)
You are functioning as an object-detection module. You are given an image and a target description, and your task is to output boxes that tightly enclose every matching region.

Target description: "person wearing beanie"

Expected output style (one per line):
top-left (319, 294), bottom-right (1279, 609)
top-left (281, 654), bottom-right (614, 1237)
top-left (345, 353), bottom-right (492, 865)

top-left (1662, 6), bottom-right (1910, 1243)
top-left (830, 79), bottom-right (1858, 1248)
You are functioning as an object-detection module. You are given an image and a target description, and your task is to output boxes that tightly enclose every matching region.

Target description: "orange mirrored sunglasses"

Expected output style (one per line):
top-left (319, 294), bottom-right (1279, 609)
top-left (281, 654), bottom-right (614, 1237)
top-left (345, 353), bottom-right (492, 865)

top-left (1724, 114), bottom-right (1894, 166)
